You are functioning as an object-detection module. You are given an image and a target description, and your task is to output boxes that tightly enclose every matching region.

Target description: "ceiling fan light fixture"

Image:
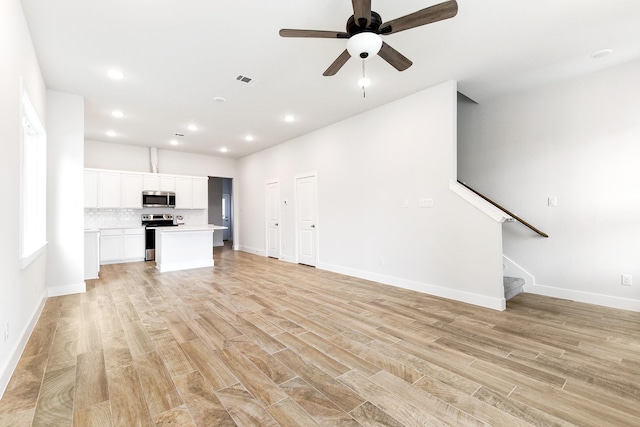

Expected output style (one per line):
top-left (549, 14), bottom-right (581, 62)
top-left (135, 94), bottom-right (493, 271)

top-left (347, 32), bottom-right (382, 59)
top-left (358, 77), bottom-right (371, 87)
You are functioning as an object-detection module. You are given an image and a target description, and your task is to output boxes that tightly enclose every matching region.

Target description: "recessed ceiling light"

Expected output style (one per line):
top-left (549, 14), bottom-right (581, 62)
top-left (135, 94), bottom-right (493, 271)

top-left (111, 110), bottom-right (124, 118)
top-left (170, 139), bottom-right (179, 146)
top-left (106, 130), bottom-right (117, 137)
top-left (188, 124), bottom-right (198, 131)
top-left (213, 97), bottom-right (226, 103)
top-left (107, 68), bottom-right (124, 80)
top-left (591, 48), bottom-right (613, 59)
top-left (285, 115), bottom-right (295, 123)
top-left (245, 135), bottom-right (254, 142)
top-left (220, 147), bottom-right (228, 153)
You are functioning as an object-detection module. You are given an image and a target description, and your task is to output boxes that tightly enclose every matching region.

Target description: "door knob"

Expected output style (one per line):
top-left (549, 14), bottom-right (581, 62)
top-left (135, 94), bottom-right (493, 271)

top-left (311, 224), bottom-right (315, 228)
top-left (275, 223), bottom-right (279, 226)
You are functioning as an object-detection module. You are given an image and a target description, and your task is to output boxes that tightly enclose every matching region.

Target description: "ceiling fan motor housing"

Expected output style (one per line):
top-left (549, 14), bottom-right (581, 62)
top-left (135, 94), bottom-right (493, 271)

top-left (346, 11), bottom-right (382, 36)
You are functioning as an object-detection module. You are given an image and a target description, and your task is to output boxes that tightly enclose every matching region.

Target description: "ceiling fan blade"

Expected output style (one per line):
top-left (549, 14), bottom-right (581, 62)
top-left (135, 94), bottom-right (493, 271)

top-left (351, 0), bottom-right (372, 27)
top-left (378, 42), bottom-right (413, 71)
top-left (379, 0), bottom-right (458, 35)
top-left (279, 29), bottom-right (349, 39)
top-left (323, 50), bottom-right (352, 76)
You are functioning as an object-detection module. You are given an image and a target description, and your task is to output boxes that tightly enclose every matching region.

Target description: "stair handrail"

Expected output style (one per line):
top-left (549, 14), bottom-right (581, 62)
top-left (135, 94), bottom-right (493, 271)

top-left (457, 180), bottom-right (549, 238)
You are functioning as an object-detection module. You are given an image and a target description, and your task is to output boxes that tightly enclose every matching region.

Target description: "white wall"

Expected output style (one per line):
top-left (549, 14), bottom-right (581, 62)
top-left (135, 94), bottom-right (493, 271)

top-left (238, 81), bottom-right (506, 310)
top-left (46, 91), bottom-right (86, 296)
top-left (458, 59), bottom-right (640, 311)
top-left (0, 0), bottom-right (48, 397)
top-left (85, 139), bottom-right (238, 178)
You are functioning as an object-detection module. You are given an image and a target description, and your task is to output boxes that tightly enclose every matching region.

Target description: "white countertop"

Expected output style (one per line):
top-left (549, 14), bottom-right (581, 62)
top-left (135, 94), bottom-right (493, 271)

top-left (157, 224), bottom-right (227, 233)
top-left (98, 226), bottom-right (145, 230)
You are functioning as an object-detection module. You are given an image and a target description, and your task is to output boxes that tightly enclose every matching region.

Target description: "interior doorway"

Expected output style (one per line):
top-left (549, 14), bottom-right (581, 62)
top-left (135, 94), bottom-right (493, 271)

top-left (208, 177), bottom-right (233, 247)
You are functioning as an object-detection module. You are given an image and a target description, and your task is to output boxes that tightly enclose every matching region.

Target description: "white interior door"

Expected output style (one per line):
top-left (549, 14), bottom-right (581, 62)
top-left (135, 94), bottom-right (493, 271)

top-left (266, 181), bottom-right (280, 258)
top-left (295, 173), bottom-right (317, 267)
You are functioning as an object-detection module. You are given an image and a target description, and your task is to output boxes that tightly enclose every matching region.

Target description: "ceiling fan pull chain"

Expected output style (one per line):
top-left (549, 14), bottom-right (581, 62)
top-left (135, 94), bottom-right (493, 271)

top-left (361, 60), bottom-right (367, 98)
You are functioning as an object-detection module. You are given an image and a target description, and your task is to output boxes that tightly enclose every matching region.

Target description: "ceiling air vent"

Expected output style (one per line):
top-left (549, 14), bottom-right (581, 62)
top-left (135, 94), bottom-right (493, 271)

top-left (236, 75), bottom-right (253, 84)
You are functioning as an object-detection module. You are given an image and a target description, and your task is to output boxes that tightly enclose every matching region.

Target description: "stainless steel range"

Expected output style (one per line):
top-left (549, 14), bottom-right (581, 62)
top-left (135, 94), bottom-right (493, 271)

top-left (141, 213), bottom-right (178, 261)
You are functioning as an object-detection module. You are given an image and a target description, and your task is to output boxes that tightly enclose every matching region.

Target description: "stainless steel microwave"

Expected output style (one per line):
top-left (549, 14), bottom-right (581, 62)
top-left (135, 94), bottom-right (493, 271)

top-left (142, 191), bottom-right (176, 208)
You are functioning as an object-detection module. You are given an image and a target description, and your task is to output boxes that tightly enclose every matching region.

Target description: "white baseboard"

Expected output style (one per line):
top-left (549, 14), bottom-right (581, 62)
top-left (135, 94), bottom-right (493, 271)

top-left (0, 292), bottom-right (47, 398)
top-left (502, 255), bottom-right (639, 312)
top-left (317, 262), bottom-right (506, 311)
top-left (157, 260), bottom-right (214, 273)
top-left (238, 246), bottom-right (266, 257)
top-left (529, 283), bottom-right (640, 312)
top-left (47, 282), bottom-right (86, 297)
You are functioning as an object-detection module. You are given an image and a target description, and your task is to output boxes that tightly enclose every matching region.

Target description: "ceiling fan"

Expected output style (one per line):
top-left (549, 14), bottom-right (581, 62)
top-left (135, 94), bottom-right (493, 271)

top-left (279, 0), bottom-right (459, 76)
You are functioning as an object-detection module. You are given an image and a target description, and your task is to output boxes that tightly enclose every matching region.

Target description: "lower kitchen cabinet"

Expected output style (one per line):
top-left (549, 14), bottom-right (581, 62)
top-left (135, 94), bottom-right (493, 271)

top-left (124, 229), bottom-right (145, 259)
top-left (99, 227), bottom-right (145, 264)
top-left (84, 229), bottom-right (100, 279)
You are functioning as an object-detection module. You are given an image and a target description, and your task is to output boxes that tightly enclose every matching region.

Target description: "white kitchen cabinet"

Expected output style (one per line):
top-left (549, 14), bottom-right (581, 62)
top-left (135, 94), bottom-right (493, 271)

top-left (175, 177), bottom-right (208, 209)
top-left (192, 178), bottom-right (208, 209)
top-left (100, 229), bottom-right (123, 263)
top-left (121, 173), bottom-right (143, 208)
top-left (143, 174), bottom-right (160, 191)
top-left (84, 170), bottom-right (98, 208)
top-left (100, 228), bottom-right (145, 264)
top-left (160, 176), bottom-right (175, 192)
top-left (124, 228), bottom-right (145, 260)
top-left (85, 168), bottom-right (208, 210)
top-left (175, 177), bottom-right (193, 209)
top-left (99, 171), bottom-right (121, 208)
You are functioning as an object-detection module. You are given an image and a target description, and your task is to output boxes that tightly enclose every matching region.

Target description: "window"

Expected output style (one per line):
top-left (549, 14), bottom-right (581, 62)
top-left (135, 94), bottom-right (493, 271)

top-left (20, 85), bottom-right (47, 268)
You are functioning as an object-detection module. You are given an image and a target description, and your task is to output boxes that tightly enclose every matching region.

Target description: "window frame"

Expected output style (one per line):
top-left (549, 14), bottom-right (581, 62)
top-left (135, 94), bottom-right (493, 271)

top-left (19, 82), bottom-right (47, 269)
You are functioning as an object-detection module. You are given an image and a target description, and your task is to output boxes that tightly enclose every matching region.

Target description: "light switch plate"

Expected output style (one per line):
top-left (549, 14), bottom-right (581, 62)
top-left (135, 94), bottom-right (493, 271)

top-left (548, 196), bottom-right (558, 207)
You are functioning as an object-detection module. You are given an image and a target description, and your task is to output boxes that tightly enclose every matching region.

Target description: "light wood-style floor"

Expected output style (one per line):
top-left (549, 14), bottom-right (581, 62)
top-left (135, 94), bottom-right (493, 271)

top-left (1, 244), bottom-right (639, 426)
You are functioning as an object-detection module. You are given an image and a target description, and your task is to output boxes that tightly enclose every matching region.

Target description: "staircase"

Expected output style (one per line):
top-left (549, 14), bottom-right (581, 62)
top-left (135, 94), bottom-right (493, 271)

top-left (504, 276), bottom-right (525, 300)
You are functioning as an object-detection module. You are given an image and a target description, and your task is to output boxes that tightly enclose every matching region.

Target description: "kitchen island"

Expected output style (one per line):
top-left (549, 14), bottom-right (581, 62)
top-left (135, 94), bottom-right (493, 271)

top-left (155, 225), bottom-right (227, 273)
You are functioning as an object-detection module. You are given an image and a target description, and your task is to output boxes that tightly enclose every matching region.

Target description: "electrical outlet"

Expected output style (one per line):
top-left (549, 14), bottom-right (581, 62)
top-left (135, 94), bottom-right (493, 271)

top-left (379, 258), bottom-right (385, 266)
top-left (419, 198), bottom-right (434, 208)
top-left (621, 274), bottom-right (632, 286)
top-left (4, 322), bottom-right (9, 342)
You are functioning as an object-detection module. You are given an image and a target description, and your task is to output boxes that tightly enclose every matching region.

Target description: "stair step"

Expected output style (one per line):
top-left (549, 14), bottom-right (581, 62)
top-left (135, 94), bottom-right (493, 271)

top-left (504, 276), bottom-right (525, 300)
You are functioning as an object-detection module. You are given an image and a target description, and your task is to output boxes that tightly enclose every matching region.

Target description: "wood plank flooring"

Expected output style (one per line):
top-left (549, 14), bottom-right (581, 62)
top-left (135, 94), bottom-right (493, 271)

top-left (1, 244), bottom-right (639, 426)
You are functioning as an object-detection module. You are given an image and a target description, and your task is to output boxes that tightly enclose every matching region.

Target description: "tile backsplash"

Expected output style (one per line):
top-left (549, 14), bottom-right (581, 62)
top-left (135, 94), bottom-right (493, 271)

top-left (85, 208), bottom-right (206, 229)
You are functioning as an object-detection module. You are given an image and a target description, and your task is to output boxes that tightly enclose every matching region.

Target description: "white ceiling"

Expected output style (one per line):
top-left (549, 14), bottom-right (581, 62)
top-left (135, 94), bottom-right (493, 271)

top-left (20, 0), bottom-right (640, 159)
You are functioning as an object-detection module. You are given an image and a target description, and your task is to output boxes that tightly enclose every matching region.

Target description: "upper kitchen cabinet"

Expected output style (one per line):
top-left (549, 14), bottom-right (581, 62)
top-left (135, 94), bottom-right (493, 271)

top-left (160, 176), bottom-right (176, 192)
top-left (192, 178), bottom-right (208, 209)
top-left (121, 173), bottom-right (143, 208)
top-left (175, 177), bottom-right (193, 209)
top-left (98, 171), bottom-right (121, 208)
top-left (175, 177), bottom-right (208, 209)
top-left (143, 174), bottom-right (160, 191)
top-left (85, 168), bottom-right (208, 210)
top-left (143, 174), bottom-right (175, 192)
top-left (84, 170), bottom-right (98, 208)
